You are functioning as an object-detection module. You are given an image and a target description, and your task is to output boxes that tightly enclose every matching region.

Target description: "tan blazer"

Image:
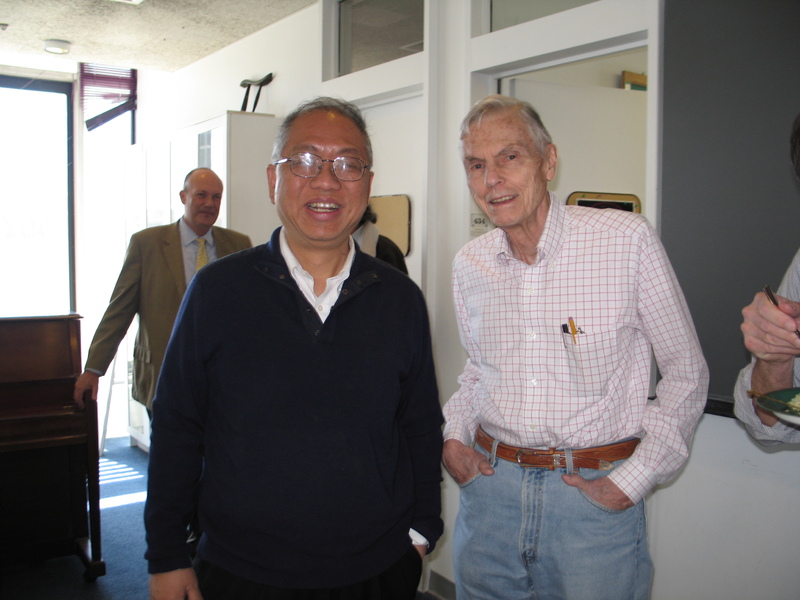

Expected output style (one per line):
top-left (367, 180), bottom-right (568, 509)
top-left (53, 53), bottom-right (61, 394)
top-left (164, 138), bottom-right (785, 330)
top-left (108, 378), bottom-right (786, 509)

top-left (84, 221), bottom-right (252, 409)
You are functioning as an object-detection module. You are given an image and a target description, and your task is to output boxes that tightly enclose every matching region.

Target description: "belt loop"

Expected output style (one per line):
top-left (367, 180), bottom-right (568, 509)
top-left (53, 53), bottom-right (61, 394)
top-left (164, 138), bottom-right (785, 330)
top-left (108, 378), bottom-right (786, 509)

top-left (564, 447), bottom-right (574, 474)
top-left (490, 438), bottom-right (500, 466)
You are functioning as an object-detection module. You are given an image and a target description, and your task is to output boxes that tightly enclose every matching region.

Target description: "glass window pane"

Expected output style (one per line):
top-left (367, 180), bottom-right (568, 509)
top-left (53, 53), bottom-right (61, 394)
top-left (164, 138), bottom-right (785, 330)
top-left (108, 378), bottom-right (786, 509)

top-left (0, 85), bottom-right (70, 317)
top-left (338, 0), bottom-right (424, 76)
top-left (491, 0), bottom-right (600, 32)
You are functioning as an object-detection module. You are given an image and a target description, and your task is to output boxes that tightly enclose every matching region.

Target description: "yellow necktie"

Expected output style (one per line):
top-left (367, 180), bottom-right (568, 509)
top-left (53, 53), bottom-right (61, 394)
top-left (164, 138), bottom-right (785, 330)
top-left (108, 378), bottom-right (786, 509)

top-left (196, 238), bottom-right (208, 271)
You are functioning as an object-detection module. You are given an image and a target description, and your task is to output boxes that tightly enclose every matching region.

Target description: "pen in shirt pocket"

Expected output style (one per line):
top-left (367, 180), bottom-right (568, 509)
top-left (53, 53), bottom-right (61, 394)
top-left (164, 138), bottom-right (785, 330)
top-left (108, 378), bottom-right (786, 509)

top-left (561, 320), bottom-right (577, 345)
top-left (561, 318), bottom-right (584, 345)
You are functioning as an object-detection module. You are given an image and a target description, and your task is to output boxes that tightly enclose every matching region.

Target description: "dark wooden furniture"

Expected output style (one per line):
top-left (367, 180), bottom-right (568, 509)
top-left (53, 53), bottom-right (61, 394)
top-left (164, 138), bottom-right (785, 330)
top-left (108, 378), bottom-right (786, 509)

top-left (0, 314), bottom-right (105, 581)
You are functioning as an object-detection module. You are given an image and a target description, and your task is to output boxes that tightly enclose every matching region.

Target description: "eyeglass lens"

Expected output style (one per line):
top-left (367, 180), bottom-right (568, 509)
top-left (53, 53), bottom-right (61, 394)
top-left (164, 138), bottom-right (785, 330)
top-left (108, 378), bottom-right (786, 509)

top-left (287, 152), bottom-right (367, 181)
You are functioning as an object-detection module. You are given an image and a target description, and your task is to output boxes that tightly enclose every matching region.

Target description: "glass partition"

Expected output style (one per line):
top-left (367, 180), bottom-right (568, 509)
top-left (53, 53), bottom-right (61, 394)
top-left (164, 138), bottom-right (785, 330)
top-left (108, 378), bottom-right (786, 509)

top-left (338, 0), bottom-right (424, 76)
top-left (490, 0), bottom-right (599, 32)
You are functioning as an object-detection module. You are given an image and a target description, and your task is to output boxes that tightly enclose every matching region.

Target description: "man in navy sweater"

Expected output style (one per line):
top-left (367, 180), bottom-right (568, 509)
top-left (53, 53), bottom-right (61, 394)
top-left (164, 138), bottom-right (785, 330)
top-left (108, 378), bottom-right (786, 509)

top-left (144, 97), bottom-right (443, 600)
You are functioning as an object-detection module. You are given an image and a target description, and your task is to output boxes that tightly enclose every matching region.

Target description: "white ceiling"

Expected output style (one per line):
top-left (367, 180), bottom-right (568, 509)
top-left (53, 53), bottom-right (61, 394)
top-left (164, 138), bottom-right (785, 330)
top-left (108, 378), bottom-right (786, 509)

top-left (0, 0), bottom-right (317, 72)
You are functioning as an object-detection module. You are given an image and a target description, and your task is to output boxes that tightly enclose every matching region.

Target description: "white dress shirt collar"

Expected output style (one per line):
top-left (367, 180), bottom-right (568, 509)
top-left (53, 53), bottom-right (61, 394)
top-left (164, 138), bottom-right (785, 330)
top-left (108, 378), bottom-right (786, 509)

top-left (279, 227), bottom-right (355, 323)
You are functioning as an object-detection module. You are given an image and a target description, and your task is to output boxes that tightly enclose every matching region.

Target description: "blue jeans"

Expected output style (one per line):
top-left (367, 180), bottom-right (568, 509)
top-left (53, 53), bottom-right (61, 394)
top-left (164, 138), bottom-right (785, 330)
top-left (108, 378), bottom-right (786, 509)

top-left (453, 445), bottom-right (652, 600)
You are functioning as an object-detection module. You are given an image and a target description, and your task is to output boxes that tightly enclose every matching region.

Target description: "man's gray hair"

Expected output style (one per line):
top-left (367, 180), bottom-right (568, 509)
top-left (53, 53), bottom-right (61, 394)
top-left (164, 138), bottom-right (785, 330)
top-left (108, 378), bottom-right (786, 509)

top-left (460, 94), bottom-right (553, 157)
top-left (271, 96), bottom-right (373, 166)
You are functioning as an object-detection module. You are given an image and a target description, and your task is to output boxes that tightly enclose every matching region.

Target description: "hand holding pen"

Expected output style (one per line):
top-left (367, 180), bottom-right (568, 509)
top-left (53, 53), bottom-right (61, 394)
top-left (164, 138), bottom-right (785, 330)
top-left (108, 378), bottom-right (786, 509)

top-left (762, 285), bottom-right (800, 338)
top-left (740, 285), bottom-right (800, 360)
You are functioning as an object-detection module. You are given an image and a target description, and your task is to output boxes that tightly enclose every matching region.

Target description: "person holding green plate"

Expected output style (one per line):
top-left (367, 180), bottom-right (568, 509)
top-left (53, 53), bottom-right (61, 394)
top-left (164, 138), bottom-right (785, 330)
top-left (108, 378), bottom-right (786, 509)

top-left (735, 112), bottom-right (800, 444)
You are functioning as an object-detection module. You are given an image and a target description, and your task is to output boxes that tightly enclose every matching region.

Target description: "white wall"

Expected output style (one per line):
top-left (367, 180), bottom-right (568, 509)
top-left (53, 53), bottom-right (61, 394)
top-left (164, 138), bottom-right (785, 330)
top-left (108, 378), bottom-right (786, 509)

top-left (649, 414), bottom-right (800, 600)
top-left (139, 6), bottom-right (322, 134)
top-left (361, 95), bottom-right (426, 278)
top-left (6, 0), bottom-right (799, 597)
top-left (511, 78), bottom-right (647, 211)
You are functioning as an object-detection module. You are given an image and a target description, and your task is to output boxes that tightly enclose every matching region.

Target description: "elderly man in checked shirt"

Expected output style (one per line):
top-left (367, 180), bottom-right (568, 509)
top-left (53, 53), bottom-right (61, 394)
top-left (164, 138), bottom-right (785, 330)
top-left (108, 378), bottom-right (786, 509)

top-left (442, 95), bottom-right (709, 600)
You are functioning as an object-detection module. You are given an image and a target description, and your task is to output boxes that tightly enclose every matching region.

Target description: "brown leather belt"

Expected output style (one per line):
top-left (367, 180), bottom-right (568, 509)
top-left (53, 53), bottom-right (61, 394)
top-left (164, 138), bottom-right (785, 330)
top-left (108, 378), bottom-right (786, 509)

top-left (475, 427), bottom-right (639, 471)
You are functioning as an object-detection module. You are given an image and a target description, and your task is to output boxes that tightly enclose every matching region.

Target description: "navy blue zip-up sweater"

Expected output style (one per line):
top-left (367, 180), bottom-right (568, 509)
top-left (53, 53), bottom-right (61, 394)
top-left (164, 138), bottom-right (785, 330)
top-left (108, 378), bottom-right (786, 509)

top-left (145, 228), bottom-right (443, 589)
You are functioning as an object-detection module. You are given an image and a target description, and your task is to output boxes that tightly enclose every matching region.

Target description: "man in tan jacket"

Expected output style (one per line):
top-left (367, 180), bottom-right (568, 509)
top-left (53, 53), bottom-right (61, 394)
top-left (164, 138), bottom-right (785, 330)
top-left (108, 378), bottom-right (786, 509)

top-left (73, 168), bottom-right (252, 410)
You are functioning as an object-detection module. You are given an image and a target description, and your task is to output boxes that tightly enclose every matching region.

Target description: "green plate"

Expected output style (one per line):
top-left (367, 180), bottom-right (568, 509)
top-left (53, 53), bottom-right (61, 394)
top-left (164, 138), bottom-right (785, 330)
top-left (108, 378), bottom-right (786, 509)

top-left (756, 388), bottom-right (800, 426)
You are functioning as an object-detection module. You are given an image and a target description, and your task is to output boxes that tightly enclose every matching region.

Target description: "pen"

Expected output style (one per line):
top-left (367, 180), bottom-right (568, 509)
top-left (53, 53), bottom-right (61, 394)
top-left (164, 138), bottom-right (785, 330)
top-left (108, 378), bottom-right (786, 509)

top-left (763, 284), bottom-right (800, 339)
top-left (568, 317), bottom-right (578, 345)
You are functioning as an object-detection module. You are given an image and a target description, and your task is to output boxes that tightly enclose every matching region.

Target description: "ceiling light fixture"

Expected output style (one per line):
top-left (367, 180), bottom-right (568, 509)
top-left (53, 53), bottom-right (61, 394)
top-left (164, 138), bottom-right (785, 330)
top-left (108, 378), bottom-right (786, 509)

top-left (44, 39), bottom-right (71, 54)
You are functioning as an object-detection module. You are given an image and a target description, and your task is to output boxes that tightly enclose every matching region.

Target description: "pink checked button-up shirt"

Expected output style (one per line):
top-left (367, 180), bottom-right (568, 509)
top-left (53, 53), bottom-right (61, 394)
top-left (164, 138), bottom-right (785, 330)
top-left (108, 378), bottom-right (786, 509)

top-left (443, 195), bottom-right (709, 503)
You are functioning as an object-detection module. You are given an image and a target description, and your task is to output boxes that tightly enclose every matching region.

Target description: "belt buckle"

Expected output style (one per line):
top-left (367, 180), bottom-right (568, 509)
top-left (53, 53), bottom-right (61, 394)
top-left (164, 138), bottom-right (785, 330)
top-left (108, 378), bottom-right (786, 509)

top-left (515, 447), bottom-right (560, 470)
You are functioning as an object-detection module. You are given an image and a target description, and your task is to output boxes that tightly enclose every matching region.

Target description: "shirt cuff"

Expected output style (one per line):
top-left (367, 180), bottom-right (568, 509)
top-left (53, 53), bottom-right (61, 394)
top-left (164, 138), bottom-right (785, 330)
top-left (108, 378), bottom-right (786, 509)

top-left (606, 457), bottom-right (657, 505)
top-left (409, 528), bottom-right (429, 547)
top-left (442, 420), bottom-right (474, 446)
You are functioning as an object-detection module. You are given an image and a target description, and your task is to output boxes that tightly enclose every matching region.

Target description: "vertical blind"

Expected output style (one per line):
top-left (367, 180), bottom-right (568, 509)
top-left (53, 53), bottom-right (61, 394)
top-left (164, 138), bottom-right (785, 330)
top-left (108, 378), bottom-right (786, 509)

top-left (80, 63), bottom-right (137, 131)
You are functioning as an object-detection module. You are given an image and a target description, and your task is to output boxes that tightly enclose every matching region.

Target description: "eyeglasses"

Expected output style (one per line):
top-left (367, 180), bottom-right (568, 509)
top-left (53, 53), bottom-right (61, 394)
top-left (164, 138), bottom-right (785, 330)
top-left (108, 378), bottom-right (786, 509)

top-left (274, 152), bottom-right (370, 182)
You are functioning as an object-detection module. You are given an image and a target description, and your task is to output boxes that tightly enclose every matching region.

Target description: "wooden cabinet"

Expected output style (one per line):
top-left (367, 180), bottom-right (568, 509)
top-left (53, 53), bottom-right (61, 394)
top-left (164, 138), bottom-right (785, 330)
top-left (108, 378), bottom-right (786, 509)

top-left (0, 315), bottom-right (105, 581)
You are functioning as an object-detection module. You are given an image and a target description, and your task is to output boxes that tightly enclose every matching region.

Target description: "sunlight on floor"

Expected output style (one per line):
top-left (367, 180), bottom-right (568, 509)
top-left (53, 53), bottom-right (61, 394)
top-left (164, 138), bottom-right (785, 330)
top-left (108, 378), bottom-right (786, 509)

top-left (99, 455), bottom-right (147, 509)
top-left (99, 457), bottom-right (144, 484)
top-left (100, 491), bottom-right (147, 509)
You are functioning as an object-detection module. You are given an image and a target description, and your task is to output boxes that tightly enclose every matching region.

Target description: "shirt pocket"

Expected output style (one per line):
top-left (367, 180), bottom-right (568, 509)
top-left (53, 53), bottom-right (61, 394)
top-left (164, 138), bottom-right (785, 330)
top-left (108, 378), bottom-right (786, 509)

top-left (560, 328), bottom-right (617, 397)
